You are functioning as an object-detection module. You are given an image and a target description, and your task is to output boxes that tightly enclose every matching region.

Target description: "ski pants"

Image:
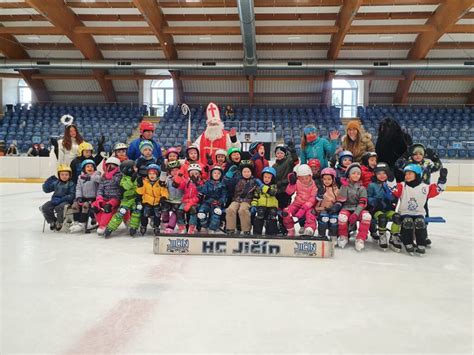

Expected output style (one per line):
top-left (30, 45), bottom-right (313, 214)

top-left (252, 206), bottom-right (279, 236)
top-left (198, 202), bottom-right (224, 231)
top-left (226, 201), bottom-right (251, 232)
top-left (71, 198), bottom-right (94, 223)
top-left (373, 210), bottom-right (401, 236)
top-left (41, 201), bottom-right (69, 224)
top-left (400, 215), bottom-right (427, 247)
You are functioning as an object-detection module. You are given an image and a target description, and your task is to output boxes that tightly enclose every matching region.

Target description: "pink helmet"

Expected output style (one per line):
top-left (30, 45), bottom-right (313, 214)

top-left (166, 147), bottom-right (179, 158)
top-left (320, 167), bottom-right (336, 179)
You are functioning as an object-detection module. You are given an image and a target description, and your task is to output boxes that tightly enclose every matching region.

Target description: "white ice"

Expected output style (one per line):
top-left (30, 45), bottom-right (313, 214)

top-left (1, 183), bottom-right (472, 354)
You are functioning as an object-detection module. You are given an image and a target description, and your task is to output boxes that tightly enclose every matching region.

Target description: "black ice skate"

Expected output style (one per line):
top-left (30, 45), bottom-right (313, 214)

top-left (129, 228), bottom-right (137, 237)
top-left (415, 245), bottom-right (426, 256)
top-left (154, 227), bottom-right (160, 236)
top-left (404, 243), bottom-right (415, 255)
top-left (104, 229), bottom-right (112, 239)
top-left (378, 233), bottom-right (388, 250)
top-left (425, 237), bottom-right (432, 248)
top-left (140, 226), bottom-right (147, 235)
top-left (389, 234), bottom-right (402, 253)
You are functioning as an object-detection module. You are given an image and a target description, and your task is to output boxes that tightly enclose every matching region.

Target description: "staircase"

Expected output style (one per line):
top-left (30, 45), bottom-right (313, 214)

top-left (127, 116), bottom-right (161, 144)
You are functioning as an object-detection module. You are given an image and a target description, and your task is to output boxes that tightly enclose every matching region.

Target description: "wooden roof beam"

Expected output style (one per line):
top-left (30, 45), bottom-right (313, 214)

top-left (132, 0), bottom-right (177, 60)
top-left (0, 33), bottom-right (50, 102)
top-left (170, 71), bottom-right (184, 105)
top-left (25, 0), bottom-right (116, 102)
top-left (394, 0), bottom-right (473, 104)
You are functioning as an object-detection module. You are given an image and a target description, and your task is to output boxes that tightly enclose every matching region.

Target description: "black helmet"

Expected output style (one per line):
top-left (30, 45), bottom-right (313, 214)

top-left (361, 151), bottom-right (377, 167)
top-left (120, 160), bottom-right (135, 177)
top-left (374, 162), bottom-right (391, 175)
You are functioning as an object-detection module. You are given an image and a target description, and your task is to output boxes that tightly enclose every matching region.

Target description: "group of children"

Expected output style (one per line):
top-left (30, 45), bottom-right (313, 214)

top-left (40, 129), bottom-right (447, 256)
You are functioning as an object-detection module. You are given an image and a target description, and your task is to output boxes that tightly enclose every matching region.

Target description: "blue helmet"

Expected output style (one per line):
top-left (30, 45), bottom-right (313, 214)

top-left (80, 159), bottom-right (96, 171)
top-left (249, 142), bottom-right (263, 155)
top-left (404, 164), bottom-right (422, 177)
top-left (338, 150), bottom-right (353, 165)
top-left (146, 164), bottom-right (160, 172)
top-left (261, 166), bottom-right (276, 177)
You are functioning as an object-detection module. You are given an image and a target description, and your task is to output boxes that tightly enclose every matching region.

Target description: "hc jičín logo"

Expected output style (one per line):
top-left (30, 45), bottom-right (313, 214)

top-left (167, 239), bottom-right (190, 253)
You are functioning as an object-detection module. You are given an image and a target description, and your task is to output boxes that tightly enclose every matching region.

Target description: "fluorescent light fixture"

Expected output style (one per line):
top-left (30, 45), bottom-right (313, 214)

top-left (288, 36), bottom-right (301, 40)
top-left (199, 37), bottom-right (212, 41)
top-left (379, 35), bottom-right (394, 40)
top-left (112, 37), bottom-right (126, 41)
top-left (27, 36), bottom-right (40, 40)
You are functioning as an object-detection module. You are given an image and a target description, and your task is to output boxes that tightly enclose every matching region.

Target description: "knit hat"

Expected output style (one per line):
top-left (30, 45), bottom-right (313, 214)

top-left (303, 125), bottom-right (317, 136)
top-left (139, 140), bottom-right (153, 153)
top-left (411, 143), bottom-right (425, 156)
top-left (345, 162), bottom-right (362, 178)
top-left (346, 120), bottom-right (361, 132)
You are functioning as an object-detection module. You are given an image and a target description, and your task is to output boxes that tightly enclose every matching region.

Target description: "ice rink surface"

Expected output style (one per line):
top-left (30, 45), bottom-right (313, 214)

top-left (1, 183), bottom-right (472, 354)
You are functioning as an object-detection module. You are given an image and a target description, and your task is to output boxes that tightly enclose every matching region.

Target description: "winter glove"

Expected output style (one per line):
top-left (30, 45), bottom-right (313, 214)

top-left (438, 168), bottom-right (448, 184)
top-left (213, 207), bottom-right (223, 216)
top-left (103, 204), bottom-right (112, 213)
top-left (197, 192), bottom-right (205, 202)
top-left (249, 206), bottom-right (257, 216)
top-left (160, 161), bottom-right (167, 172)
top-left (225, 165), bottom-right (238, 178)
top-left (425, 148), bottom-right (439, 162)
top-left (349, 213), bottom-right (358, 225)
top-left (137, 176), bottom-right (144, 187)
top-left (382, 183), bottom-right (394, 201)
top-left (159, 180), bottom-right (167, 187)
top-left (255, 179), bottom-right (264, 188)
top-left (288, 172), bottom-right (297, 185)
top-left (206, 153), bottom-right (213, 166)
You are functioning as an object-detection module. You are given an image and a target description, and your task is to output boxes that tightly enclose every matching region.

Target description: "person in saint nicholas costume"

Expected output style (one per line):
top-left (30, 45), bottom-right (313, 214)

top-left (193, 102), bottom-right (241, 166)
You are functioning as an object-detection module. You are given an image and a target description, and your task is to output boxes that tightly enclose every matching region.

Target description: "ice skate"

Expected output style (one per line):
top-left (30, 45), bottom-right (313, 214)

top-left (243, 231), bottom-right (251, 236)
top-left (389, 234), bottom-right (402, 253)
top-left (153, 227), bottom-right (160, 236)
top-left (371, 232), bottom-right (379, 241)
top-left (304, 227), bottom-right (314, 236)
top-left (298, 226), bottom-right (305, 235)
top-left (164, 227), bottom-right (174, 234)
top-left (355, 238), bottom-right (365, 252)
top-left (378, 233), bottom-right (388, 250)
top-left (129, 228), bottom-right (137, 237)
top-left (177, 225), bottom-right (186, 234)
top-left (104, 229), bottom-right (112, 239)
top-left (96, 226), bottom-right (105, 235)
top-left (69, 222), bottom-right (85, 233)
top-left (286, 228), bottom-right (295, 237)
top-left (140, 226), bottom-right (147, 235)
top-left (55, 222), bottom-right (63, 231)
top-left (415, 245), bottom-right (426, 256)
top-left (200, 227), bottom-right (208, 234)
top-left (49, 222), bottom-right (56, 231)
top-left (404, 243), bottom-right (415, 255)
top-left (425, 237), bottom-right (432, 248)
top-left (337, 236), bottom-right (348, 249)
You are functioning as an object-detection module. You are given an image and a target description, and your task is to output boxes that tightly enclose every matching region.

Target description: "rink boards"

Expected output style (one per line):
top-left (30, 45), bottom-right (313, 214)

top-left (153, 234), bottom-right (334, 258)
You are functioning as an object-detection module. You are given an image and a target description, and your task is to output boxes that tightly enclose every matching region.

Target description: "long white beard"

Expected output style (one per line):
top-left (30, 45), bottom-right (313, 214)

top-left (205, 122), bottom-right (224, 141)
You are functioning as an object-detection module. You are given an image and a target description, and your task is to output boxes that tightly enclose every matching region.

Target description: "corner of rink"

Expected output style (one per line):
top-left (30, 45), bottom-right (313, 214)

top-left (0, 182), bottom-right (472, 354)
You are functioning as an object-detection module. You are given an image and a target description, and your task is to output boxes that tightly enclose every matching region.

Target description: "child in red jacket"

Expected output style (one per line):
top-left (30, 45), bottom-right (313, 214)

top-left (249, 141), bottom-right (269, 180)
top-left (361, 151), bottom-right (377, 188)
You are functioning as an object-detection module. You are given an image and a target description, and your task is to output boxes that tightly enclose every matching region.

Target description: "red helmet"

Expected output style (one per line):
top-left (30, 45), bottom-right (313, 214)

top-left (139, 121), bottom-right (154, 134)
top-left (308, 158), bottom-right (321, 170)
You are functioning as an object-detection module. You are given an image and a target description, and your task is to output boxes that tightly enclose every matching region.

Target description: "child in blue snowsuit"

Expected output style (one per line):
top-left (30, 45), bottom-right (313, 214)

top-left (197, 166), bottom-right (227, 233)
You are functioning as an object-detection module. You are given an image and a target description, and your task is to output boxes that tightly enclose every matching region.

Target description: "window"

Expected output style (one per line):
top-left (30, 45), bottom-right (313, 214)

top-left (18, 79), bottom-right (32, 104)
top-left (151, 79), bottom-right (174, 116)
top-left (332, 79), bottom-right (357, 118)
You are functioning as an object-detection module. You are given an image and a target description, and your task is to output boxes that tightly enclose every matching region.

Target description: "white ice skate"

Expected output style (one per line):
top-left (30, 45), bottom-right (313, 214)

top-left (97, 227), bottom-right (106, 235)
top-left (337, 236), bottom-right (348, 249)
top-left (355, 239), bottom-right (365, 252)
top-left (304, 227), bottom-right (314, 236)
top-left (378, 233), bottom-right (388, 250)
top-left (69, 222), bottom-right (85, 233)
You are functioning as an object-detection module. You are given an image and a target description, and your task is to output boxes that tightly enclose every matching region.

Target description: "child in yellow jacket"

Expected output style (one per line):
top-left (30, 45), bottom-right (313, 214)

top-left (136, 164), bottom-right (169, 235)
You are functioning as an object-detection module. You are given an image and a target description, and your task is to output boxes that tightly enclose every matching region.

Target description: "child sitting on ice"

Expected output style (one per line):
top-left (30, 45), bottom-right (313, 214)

top-left (335, 150), bottom-right (353, 187)
top-left (70, 159), bottom-right (101, 233)
top-left (197, 166), bottom-right (227, 234)
top-left (250, 167), bottom-right (279, 236)
top-left (281, 164), bottom-right (317, 237)
top-left (334, 163), bottom-right (372, 251)
top-left (41, 164), bottom-right (76, 231)
top-left (388, 164), bottom-right (447, 256)
top-left (361, 151), bottom-right (378, 188)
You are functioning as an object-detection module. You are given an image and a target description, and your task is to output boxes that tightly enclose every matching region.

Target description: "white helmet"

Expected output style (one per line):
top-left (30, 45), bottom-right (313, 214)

top-left (296, 164), bottom-right (312, 177)
top-left (113, 142), bottom-right (128, 151)
top-left (215, 149), bottom-right (227, 157)
top-left (106, 156), bottom-right (121, 167)
top-left (187, 163), bottom-right (201, 173)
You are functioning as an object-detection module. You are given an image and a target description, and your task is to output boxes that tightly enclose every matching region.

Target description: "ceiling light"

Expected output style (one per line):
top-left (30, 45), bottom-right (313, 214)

top-left (112, 37), bottom-right (126, 41)
top-left (288, 36), bottom-right (301, 40)
top-left (379, 35), bottom-right (394, 40)
top-left (27, 36), bottom-right (40, 40)
top-left (199, 37), bottom-right (212, 41)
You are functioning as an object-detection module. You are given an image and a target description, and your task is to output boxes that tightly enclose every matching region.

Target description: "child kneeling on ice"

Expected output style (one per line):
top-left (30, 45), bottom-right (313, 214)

top-left (367, 163), bottom-right (402, 251)
top-left (136, 164), bottom-right (169, 236)
top-left (70, 159), bottom-right (101, 233)
top-left (251, 167), bottom-right (279, 236)
top-left (197, 165), bottom-right (227, 234)
top-left (305, 167), bottom-right (340, 242)
top-left (334, 163), bottom-right (372, 251)
top-left (282, 164), bottom-right (317, 237)
top-left (41, 164), bottom-right (76, 231)
top-left (388, 164), bottom-right (447, 256)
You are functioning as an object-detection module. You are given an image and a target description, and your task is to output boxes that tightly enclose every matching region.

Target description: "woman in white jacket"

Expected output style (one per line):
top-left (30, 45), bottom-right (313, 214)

top-left (58, 124), bottom-right (84, 166)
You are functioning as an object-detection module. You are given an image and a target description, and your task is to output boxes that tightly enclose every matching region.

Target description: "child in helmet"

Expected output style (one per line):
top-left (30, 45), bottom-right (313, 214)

top-left (165, 147), bottom-right (180, 164)
top-left (251, 166), bottom-right (279, 236)
top-left (70, 141), bottom-right (104, 184)
top-left (367, 163), bottom-right (402, 251)
top-left (97, 142), bottom-right (128, 175)
top-left (180, 145), bottom-right (208, 180)
top-left (395, 143), bottom-right (443, 247)
top-left (104, 160), bottom-right (142, 238)
top-left (308, 158), bottom-right (322, 183)
top-left (300, 125), bottom-right (340, 168)
top-left (135, 140), bottom-right (157, 178)
top-left (249, 141), bottom-right (269, 180)
top-left (197, 166), bottom-right (227, 234)
top-left (272, 143), bottom-right (299, 235)
top-left (214, 149), bottom-right (227, 170)
top-left (335, 150), bottom-right (353, 187)
top-left (136, 164), bottom-right (169, 236)
top-left (41, 164), bottom-right (76, 231)
top-left (388, 164), bottom-right (447, 256)
top-left (161, 160), bottom-right (185, 234)
top-left (91, 157), bottom-right (123, 235)
top-left (70, 159), bottom-right (101, 233)
top-left (173, 163), bottom-right (204, 234)
top-left (223, 147), bottom-right (243, 205)
top-left (360, 151), bottom-right (378, 188)
top-left (225, 161), bottom-right (258, 235)
top-left (305, 167), bottom-right (340, 242)
top-left (333, 163), bottom-right (372, 251)
top-left (282, 164), bottom-right (318, 237)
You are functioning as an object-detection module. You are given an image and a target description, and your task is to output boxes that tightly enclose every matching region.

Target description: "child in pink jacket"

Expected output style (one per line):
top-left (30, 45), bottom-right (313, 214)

top-left (281, 164), bottom-right (317, 236)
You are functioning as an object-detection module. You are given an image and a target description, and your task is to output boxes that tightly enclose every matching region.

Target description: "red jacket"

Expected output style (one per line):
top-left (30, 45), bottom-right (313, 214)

top-left (251, 153), bottom-right (269, 180)
top-left (179, 160), bottom-right (208, 180)
top-left (361, 165), bottom-right (374, 188)
top-left (174, 175), bottom-right (203, 211)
